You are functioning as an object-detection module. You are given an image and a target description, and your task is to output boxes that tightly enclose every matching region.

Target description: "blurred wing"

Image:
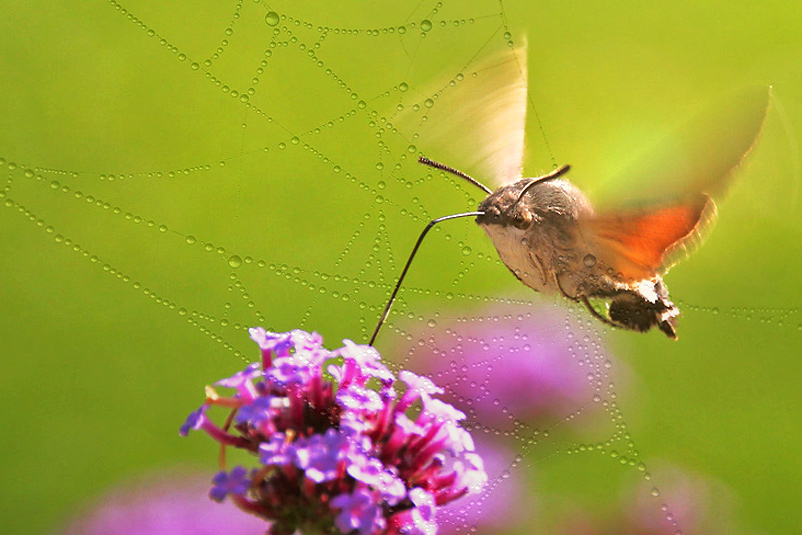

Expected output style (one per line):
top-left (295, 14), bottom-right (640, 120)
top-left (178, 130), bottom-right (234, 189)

top-left (393, 42), bottom-right (528, 186)
top-left (591, 87), bottom-right (770, 209)
top-left (582, 194), bottom-right (716, 280)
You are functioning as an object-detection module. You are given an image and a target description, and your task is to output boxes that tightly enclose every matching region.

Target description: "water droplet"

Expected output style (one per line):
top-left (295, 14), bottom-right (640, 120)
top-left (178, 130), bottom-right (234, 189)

top-left (185, 235), bottom-right (197, 245)
top-left (424, 98), bottom-right (434, 108)
top-left (398, 25), bottom-right (406, 34)
top-left (407, 144), bottom-right (417, 153)
top-left (583, 253), bottom-right (596, 267)
top-left (399, 82), bottom-right (409, 92)
top-left (427, 319), bottom-right (437, 328)
top-left (420, 19), bottom-right (432, 32)
top-left (462, 246), bottom-right (472, 256)
top-left (265, 11), bottom-right (280, 26)
top-left (228, 255), bottom-right (242, 269)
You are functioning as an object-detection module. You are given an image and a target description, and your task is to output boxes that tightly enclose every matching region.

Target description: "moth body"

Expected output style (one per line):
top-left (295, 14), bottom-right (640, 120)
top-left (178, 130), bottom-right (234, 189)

top-left (476, 175), bottom-right (682, 338)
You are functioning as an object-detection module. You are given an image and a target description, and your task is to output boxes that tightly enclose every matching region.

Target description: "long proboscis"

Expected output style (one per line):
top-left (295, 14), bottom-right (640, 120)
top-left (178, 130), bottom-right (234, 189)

top-left (369, 211), bottom-right (484, 346)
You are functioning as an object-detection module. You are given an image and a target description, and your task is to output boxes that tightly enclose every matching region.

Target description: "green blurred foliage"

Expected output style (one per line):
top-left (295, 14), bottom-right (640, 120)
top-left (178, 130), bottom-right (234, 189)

top-left (0, 1), bottom-right (800, 534)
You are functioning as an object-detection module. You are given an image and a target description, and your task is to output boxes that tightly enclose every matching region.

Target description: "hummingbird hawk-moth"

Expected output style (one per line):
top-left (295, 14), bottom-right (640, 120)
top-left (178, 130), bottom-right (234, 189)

top-left (369, 43), bottom-right (768, 345)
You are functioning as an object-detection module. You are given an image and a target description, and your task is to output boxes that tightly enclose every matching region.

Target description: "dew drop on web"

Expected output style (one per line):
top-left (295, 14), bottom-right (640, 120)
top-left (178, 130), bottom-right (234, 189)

top-left (264, 11), bottom-right (279, 26)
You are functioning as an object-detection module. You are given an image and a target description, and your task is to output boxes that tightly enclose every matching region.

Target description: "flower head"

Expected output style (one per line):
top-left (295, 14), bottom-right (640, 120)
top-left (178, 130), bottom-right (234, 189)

top-left (181, 328), bottom-right (486, 535)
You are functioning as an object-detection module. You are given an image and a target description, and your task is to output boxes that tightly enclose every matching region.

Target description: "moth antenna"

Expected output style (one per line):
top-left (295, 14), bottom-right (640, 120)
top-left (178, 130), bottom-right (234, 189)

top-left (418, 156), bottom-right (493, 195)
top-left (369, 211), bottom-right (485, 346)
top-left (513, 164), bottom-right (571, 206)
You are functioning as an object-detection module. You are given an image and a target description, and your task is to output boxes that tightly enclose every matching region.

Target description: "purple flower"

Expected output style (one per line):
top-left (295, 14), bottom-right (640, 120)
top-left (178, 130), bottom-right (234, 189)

top-left (267, 356), bottom-right (314, 386)
top-left (331, 487), bottom-right (385, 535)
top-left (215, 363), bottom-right (261, 401)
top-left (235, 395), bottom-right (275, 427)
top-left (333, 339), bottom-right (395, 387)
top-left (347, 457), bottom-right (407, 504)
top-left (178, 406), bottom-right (206, 437)
top-left (258, 433), bottom-right (292, 466)
top-left (337, 385), bottom-right (385, 413)
top-left (209, 466), bottom-right (250, 503)
top-left (248, 327), bottom-right (293, 366)
top-left (294, 429), bottom-right (351, 483)
top-left (181, 327), bottom-right (487, 535)
top-left (387, 488), bottom-right (437, 535)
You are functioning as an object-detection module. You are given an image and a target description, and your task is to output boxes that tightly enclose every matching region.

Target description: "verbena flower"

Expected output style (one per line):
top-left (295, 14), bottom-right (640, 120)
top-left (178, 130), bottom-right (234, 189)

top-left (181, 328), bottom-right (487, 535)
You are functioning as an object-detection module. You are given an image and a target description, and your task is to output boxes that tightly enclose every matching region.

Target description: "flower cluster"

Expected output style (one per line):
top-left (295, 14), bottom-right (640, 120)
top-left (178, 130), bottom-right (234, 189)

top-left (180, 328), bottom-right (486, 535)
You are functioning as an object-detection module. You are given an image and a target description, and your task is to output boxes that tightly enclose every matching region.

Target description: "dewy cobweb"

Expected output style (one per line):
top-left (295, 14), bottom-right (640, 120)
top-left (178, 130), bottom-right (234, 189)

top-left (1, 1), bottom-right (796, 535)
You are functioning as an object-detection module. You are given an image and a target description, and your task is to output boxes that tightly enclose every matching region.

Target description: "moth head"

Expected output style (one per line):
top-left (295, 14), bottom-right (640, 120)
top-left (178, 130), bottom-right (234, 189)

top-left (477, 165), bottom-right (572, 228)
top-left (476, 195), bottom-right (537, 229)
top-left (476, 186), bottom-right (531, 228)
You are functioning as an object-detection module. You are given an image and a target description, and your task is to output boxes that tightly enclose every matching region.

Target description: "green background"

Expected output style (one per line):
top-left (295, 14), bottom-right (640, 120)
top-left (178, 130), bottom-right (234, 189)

top-left (1, 1), bottom-right (800, 534)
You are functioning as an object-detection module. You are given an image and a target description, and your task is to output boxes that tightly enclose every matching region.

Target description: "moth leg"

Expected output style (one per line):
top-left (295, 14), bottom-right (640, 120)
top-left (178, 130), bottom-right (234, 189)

top-left (557, 274), bottom-right (620, 329)
top-left (533, 254), bottom-right (549, 286)
top-left (526, 250), bottom-right (549, 287)
top-left (555, 274), bottom-right (580, 302)
top-left (580, 296), bottom-right (621, 329)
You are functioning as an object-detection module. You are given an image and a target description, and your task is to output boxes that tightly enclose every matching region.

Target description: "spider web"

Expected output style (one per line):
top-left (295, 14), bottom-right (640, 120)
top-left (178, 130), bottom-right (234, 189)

top-left (1, 1), bottom-right (801, 535)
